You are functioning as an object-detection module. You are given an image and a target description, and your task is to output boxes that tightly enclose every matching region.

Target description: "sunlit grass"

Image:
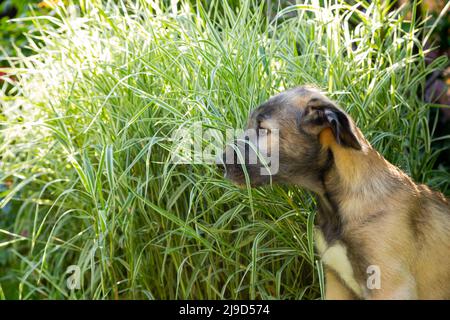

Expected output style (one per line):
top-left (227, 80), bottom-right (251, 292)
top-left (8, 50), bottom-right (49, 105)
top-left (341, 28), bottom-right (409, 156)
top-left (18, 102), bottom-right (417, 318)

top-left (0, 0), bottom-right (448, 299)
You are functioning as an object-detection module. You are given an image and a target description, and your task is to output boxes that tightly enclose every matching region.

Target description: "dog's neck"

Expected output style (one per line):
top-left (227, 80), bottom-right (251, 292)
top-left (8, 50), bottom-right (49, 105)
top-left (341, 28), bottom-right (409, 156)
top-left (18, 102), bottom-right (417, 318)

top-left (315, 128), bottom-right (412, 236)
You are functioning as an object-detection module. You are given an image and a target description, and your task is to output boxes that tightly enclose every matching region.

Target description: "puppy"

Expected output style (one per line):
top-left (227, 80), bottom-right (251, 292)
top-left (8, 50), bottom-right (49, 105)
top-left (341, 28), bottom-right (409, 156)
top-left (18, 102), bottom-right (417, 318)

top-left (222, 86), bottom-right (450, 299)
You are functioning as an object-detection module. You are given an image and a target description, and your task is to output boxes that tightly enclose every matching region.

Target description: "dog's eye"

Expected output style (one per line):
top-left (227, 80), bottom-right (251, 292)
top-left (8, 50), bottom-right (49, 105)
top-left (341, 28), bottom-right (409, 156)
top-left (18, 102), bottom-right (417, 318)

top-left (256, 121), bottom-right (263, 130)
top-left (257, 123), bottom-right (271, 137)
top-left (256, 119), bottom-right (267, 130)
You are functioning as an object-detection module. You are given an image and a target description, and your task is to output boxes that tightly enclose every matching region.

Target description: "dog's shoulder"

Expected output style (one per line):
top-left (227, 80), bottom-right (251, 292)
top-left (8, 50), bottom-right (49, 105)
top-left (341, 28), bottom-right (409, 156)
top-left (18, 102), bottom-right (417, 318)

top-left (417, 184), bottom-right (450, 211)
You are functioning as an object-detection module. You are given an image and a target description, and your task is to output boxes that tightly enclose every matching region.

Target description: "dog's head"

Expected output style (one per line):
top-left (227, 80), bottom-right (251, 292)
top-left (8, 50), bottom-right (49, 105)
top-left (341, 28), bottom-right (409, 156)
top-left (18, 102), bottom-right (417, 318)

top-left (222, 86), bottom-right (364, 192)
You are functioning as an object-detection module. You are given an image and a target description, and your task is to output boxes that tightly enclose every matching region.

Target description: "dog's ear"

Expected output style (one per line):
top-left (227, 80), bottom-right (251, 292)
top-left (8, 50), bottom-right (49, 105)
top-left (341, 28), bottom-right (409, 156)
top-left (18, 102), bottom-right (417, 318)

top-left (301, 98), bottom-right (362, 150)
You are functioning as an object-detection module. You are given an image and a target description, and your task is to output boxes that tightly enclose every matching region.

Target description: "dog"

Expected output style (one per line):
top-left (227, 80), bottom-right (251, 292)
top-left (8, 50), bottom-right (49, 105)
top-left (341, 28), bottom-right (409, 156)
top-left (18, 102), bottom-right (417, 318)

top-left (222, 86), bottom-right (450, 299)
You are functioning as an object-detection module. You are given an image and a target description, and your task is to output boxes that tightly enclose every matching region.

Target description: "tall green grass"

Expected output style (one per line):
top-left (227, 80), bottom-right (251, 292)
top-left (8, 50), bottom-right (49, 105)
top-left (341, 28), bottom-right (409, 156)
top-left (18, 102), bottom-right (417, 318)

top-left (0, 0), bottom-right (449, 299)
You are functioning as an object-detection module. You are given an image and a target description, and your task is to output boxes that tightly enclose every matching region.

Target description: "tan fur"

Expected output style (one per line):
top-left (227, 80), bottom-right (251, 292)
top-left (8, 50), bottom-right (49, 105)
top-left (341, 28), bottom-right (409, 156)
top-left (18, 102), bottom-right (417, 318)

top-left (319, 125), bottom-right (450, 299)
top-left (325, 269), bottom-right (357, 300)
top-left (224, 86), bottom-right (450, 299)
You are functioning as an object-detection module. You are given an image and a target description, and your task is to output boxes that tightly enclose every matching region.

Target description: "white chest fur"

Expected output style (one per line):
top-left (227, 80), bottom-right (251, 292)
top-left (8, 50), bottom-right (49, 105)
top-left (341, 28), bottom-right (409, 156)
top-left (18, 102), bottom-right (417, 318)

top-left (315, 228), bottom-right (363, 297)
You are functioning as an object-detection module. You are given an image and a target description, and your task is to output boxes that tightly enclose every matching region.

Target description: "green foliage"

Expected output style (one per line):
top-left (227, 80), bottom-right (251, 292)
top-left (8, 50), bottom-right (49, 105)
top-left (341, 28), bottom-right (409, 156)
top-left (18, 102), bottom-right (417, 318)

top-left (0, 0), bottom-right (48, 66)
top-left (0, 0), bottom-right (448, 299)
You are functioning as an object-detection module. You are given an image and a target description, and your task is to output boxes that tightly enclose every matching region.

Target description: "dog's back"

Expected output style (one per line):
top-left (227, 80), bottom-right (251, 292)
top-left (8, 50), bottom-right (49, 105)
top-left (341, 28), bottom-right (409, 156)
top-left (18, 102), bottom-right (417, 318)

top-left (414, 186), bottom-right (450, 299)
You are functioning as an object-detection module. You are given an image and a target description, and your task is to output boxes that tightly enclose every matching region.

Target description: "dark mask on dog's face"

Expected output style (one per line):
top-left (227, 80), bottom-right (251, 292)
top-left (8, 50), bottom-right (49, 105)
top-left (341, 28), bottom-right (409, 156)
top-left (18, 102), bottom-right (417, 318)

top-left (222, 86), bottom-right (362, 191)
